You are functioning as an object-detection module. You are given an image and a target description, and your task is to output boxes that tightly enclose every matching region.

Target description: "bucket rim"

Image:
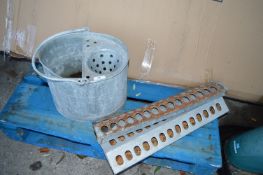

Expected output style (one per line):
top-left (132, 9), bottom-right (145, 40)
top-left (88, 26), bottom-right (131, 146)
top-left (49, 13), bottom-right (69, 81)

top-left (32, 27), bottom-right (129, 85)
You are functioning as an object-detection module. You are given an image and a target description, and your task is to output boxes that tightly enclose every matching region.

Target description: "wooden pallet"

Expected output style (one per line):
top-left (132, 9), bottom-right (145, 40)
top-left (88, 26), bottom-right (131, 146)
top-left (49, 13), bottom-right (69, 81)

top-left (0, 74), bottom-right (222, 175)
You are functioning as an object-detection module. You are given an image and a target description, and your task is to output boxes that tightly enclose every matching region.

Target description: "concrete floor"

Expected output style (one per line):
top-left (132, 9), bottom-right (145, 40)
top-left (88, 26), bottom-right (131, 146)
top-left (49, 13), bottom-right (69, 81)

top-left (0, 130), bottom-right (185, 175)
top-left (0, 55), bottom-right (183, 175)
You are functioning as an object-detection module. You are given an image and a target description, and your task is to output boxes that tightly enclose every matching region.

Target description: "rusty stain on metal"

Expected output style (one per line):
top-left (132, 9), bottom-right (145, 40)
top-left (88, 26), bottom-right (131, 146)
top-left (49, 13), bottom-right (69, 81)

top-left (94, 82), bottom-right (225, 138)
top-left (99, 97), bottom-right (228, 174)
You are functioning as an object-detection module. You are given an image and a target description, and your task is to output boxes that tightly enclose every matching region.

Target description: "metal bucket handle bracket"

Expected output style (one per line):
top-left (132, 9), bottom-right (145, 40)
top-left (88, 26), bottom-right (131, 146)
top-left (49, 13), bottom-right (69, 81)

top-left (32, 28), bottom-right (92, 85)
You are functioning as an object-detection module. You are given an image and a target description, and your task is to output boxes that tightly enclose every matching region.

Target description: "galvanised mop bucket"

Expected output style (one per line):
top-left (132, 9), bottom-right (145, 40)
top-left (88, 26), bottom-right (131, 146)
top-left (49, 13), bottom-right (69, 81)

top-left (32, 28), bottom-right (128, 121)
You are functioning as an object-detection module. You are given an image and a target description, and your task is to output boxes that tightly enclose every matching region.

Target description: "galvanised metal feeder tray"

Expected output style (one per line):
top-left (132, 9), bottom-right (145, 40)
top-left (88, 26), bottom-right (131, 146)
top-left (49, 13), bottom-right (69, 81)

top-left (94, 82), bottom-right (229, 174)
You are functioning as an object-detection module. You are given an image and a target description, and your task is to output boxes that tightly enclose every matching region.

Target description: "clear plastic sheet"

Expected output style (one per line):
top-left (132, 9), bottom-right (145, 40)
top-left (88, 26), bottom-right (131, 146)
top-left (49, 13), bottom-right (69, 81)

top-left (139, 39), bottom-right (156, 80)
top-left (2, 0), bottom-right (14, 60)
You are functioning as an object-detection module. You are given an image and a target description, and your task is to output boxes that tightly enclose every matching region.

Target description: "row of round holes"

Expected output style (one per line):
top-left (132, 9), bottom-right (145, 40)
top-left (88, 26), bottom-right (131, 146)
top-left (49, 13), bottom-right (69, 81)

top-left (101, 86), bottom-right (218, 133)
top-left (109, 103), bottom-right (221, 145)
top-left (109, 119), bottom-right (167, 146)
top-left (115, 103), bottom-right (222, 165)
top-left (92, 57), bottom-right (119, 63)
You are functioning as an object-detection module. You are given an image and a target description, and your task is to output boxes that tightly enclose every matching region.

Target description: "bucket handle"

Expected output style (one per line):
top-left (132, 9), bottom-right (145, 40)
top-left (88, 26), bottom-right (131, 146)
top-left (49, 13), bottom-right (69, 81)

top-left (32, 53), bottom-right (87, 85)
top-left (31, 28), bottom-right (90, 85)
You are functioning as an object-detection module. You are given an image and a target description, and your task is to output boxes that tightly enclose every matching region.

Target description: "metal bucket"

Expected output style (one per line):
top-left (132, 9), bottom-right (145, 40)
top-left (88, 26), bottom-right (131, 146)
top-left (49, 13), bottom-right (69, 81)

top-left (32, 28), bottom-right (128, 121)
